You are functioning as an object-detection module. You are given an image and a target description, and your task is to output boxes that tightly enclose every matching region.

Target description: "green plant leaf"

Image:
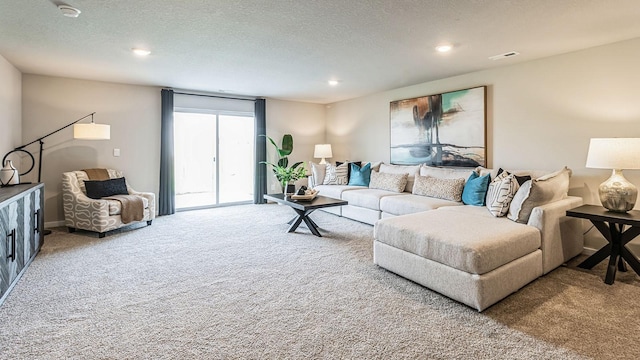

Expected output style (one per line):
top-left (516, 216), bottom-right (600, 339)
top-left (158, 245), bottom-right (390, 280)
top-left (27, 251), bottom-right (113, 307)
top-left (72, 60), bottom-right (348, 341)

top-left (278, 134), bottom-right (293, 157)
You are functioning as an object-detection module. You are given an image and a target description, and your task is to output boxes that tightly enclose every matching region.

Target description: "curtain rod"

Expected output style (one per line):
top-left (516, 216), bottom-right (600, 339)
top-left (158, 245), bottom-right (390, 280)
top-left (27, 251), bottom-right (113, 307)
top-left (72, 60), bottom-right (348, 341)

top-left (172, 91), bottom-right (258, 102)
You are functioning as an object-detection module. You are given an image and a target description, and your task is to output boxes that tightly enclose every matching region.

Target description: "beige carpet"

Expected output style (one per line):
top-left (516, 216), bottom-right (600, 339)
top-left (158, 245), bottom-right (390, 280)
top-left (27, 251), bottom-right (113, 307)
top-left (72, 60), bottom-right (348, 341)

top-left (1, 204), bottom-right (639, 359)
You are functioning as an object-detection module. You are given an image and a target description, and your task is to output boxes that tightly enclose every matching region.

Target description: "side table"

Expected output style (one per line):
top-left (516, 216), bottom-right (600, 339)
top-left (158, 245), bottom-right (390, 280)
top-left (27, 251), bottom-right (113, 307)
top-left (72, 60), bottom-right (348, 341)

top-left (566, 204), bottom-right (640, 284)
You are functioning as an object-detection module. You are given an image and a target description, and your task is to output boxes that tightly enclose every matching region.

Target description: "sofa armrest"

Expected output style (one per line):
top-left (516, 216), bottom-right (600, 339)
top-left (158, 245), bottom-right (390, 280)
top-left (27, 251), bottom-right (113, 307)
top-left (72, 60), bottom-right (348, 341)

top-left (527, 196), bottom-right (584, 274)
top-left (129, 190), bottom-right (156, 219)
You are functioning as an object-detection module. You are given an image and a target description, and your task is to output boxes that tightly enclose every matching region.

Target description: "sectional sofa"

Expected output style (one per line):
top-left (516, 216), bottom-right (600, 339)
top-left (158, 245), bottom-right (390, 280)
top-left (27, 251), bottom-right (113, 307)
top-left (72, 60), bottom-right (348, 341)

top-left (309, 162), bottom-right (583, 311)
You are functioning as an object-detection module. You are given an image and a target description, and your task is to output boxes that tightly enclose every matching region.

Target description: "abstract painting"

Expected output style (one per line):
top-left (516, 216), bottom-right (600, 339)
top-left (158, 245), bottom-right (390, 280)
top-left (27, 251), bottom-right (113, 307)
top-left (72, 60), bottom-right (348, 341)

top-left (389, 86), bottom-right (486, 167)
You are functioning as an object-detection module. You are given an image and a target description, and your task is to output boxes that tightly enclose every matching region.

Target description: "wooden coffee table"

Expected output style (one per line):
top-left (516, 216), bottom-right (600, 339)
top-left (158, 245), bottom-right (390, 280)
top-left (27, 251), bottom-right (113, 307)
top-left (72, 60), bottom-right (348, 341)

top-left (263, 193), bottom-right (347, 237)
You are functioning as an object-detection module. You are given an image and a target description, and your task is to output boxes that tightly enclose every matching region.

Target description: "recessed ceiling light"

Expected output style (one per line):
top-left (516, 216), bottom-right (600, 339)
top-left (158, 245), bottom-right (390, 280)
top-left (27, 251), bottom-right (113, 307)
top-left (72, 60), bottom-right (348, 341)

top-left (435, 44), bottom-right (453, 53)
top-left (132, 48), bottom-right (151, 56)
top-left (328, 80), bottom-right (340, 86)
top-left (58, 5), bottom-right (81, 18)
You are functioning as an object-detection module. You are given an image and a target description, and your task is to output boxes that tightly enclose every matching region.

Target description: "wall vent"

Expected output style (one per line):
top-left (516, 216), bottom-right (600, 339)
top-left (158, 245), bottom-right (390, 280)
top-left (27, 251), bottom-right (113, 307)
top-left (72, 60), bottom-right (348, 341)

top-left (488, 51), bottom-right (520, 60)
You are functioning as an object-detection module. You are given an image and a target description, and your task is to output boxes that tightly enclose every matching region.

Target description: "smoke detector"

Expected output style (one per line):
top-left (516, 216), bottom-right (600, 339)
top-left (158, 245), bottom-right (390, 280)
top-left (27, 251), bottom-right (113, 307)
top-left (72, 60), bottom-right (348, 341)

top-left (58, 5), bottom-right (81, 18)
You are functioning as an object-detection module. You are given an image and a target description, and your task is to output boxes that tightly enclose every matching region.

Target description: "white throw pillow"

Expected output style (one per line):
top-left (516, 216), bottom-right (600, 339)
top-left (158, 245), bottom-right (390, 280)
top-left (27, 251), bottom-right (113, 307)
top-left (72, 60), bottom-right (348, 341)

top-left (323, 162), bottom-right (349, 185)
top-left (412, 175), bottom-right (465, 202)
top-left (369, 171), bottom-right (408, 193)
top-left (485, 174), bottom-right (520, 217)
top-left (507, 166), bottom-right (571, 223)
top-left (308, 162), bottom-right (325, 187)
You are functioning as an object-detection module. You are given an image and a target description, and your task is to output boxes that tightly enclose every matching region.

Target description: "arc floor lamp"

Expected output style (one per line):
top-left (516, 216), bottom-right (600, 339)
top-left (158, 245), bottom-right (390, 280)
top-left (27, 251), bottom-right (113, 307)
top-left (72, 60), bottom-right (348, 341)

top-left (2, 112), bottom-right (110, 183)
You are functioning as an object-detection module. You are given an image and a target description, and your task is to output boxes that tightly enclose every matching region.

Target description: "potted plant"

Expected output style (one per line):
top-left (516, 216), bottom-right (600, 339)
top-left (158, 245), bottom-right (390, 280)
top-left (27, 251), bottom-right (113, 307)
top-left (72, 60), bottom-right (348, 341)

top-left (262, 134), bottom-right (306, 195)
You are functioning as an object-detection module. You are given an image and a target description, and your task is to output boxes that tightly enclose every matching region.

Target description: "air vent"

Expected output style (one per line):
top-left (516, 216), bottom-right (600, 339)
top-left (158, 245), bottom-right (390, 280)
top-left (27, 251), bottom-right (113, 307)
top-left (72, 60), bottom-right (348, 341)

top-left (488, 51), bottom-right (520, 61)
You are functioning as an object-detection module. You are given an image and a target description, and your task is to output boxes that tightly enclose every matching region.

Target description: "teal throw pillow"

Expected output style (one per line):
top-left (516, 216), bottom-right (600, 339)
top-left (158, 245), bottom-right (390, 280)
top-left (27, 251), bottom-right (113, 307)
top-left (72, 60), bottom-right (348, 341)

top-left (348, 162), bottom-right (371, 186)
top-left (462, 172), bottom-right (490, 206)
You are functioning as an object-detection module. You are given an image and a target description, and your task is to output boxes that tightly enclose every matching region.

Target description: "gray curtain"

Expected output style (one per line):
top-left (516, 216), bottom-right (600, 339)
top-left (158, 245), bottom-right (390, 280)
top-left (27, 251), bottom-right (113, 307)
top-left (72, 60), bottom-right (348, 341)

top-left (159, 89), bottom-right (175, 215)
top-left (254, 98), bottom-right (267, 204)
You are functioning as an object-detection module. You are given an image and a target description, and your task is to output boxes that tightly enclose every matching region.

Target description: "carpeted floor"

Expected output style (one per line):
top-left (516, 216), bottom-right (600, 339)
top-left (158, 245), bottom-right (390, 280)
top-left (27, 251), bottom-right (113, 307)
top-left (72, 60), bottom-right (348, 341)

top-left (1, 204), bottom-right (639, 359)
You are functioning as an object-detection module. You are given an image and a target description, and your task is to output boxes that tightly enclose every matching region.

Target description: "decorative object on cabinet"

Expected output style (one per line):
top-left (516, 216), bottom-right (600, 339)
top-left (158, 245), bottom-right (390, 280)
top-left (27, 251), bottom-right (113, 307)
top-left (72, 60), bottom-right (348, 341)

top-left (2, 112), bottom-right (110, 183)
top-left (0, 160), bottom-right (19, 186)
top-left (586, 138), bottom-right (640, 212)
top-left (389, 86), bottom-right (486, 167)
top-left (0, 183), bottom-right (44, 306)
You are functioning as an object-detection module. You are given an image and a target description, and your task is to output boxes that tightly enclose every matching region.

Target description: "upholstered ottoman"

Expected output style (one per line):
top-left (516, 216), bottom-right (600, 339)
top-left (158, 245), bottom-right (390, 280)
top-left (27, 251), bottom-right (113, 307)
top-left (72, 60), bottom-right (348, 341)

top-left (374, 208), bottom-right (544, 311)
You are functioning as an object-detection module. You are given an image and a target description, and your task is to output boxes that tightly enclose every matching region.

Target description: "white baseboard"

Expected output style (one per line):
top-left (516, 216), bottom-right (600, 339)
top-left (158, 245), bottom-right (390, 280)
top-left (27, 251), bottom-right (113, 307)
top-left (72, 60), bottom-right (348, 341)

top-left (45, 220), bottom-right (65, 228)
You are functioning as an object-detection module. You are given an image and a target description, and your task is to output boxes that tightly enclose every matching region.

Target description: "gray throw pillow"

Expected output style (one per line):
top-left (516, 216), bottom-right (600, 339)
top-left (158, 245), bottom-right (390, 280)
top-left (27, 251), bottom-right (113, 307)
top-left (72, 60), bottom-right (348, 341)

top-left (412, 175), bottom-right (465, 202)
top-left (507, 167), bottom-right (571, 223)
top-left (369, 171), bottom-right (408, 193)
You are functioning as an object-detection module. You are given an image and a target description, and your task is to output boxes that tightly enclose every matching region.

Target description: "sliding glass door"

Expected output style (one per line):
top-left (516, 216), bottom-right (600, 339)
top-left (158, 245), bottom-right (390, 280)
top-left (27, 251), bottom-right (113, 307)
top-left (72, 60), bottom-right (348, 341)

top-left (174, 111), bottom-right (254, 210)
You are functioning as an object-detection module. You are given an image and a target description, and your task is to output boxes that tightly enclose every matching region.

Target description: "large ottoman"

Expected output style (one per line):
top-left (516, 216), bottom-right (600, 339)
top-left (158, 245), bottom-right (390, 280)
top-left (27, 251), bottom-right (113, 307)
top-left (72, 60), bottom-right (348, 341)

top-left (374, 208), bottom-right (544, 311)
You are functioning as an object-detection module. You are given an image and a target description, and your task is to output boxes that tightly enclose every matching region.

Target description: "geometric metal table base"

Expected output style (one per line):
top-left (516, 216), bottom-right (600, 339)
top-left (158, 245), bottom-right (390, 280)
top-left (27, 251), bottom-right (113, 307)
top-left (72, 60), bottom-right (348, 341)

top-left (567, 205), bottom-right (640, 285)
top-left (264, 193), bottom-right (348, 237)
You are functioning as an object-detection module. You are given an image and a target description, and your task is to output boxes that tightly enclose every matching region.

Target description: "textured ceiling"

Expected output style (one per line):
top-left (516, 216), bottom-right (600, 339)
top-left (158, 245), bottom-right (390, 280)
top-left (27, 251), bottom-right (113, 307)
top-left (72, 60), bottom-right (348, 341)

top-left (1, 0), bottom-right (640, 104)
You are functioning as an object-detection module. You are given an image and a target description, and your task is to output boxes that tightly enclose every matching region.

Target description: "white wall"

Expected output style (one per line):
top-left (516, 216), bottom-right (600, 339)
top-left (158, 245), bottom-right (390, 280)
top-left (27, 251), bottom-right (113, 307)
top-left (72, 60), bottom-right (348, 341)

top-left (0, 54), bottom-right (21, 160)
top-left (326, 38), bottom-right (640, 250)
top-left (22, 75), bottom-right (162, 224)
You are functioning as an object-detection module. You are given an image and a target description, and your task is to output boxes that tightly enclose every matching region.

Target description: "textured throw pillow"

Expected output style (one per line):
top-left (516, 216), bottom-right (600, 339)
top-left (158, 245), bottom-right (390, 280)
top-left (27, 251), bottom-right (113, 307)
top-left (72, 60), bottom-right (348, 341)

top-left (369, 171), bottom-right (408, 193)
top-left (348, 163), bottom-right (371, 186)
top-left (84, 177), bottom-right (129, 199)
top-left (485, 174), bottom-right (520, 217)
top-left (461, 172), bottom-right (491, 206)
top-left (507, 167), bottom-right (571, 223)
top-left (419, 165), bottom-right (476, 181)
top-left (336, 161), bottom-right (361, 182)
top-left (412, 175), bottom-right (465, 202)
top-left (309, 162), bottom-right (326, 187)
top-left (323, 162), bottom-right (349, 185)
top-left (379, 163), bottom-right (420, 192)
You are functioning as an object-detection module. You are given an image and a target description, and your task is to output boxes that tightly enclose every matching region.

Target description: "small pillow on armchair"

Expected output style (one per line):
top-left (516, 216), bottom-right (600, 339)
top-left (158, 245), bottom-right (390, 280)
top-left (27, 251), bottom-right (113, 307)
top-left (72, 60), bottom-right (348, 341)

top-left (84, 177), bottom-right (129, 199)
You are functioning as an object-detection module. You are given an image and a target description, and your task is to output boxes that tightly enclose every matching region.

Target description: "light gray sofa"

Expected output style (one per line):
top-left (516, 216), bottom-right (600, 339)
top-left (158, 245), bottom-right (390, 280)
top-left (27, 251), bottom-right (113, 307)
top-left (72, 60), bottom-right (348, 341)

top-left (310, 163), bottom-right (583, 311)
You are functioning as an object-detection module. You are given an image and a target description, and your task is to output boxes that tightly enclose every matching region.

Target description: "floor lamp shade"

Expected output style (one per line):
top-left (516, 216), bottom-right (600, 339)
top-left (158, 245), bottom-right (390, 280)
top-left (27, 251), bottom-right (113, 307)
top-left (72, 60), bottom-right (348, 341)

top-left (586, 138), bottom-right (640, 212)
top-left (74, 123), bottom-right (111, 140)
top-left (314, 144), bottom-right (332, 165)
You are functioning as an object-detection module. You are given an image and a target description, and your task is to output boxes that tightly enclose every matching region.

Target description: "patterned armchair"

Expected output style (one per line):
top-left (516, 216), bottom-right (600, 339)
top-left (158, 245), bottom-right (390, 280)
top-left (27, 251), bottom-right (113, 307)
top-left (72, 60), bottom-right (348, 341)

top-left (62, 169), bottom-right (155, 237)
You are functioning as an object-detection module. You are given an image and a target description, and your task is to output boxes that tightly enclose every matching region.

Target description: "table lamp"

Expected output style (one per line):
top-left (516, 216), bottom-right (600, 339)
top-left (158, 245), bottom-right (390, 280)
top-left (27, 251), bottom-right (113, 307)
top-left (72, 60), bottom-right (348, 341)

top-left (586, 138), bottom-right (640, 212)
top-left (314, 144), bottom-right (333, 165)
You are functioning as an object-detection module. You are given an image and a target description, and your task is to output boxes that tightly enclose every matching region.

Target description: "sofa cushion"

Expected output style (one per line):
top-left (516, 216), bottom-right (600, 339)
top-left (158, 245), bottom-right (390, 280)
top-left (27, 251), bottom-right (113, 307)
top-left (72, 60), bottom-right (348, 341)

top-left (461, 172), bottom-right (490, 206)
top-left (314, 184), bottom-right (366, 200)
top-left (419, 165), bottom-right (475, 181)
top-left (374, 209), bottom-right (541, 274)
top-left (341, 188), bottom-right (403, 211)
top-left (413, 175), bottom-right (465, 202)
top-left (323, 162), bottom-right (349, 185)
top-left (507, 166), bottom-right (571, 224)
top-left (379, 163), bottom-right (420, 192)
top-left (380, 194), bottom-right (461, 216)
top-left (348, 162), bottom-right (371, 186)
top-left (369, 171), bottom-right (408, 193)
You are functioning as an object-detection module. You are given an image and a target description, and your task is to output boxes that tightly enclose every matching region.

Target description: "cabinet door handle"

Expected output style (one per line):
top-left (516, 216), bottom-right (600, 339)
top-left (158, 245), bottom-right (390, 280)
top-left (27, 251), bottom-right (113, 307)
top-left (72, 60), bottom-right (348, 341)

top-left (34, 209), bottom-right (40, 233)
top-left (6, 229), bottom-right (15, 262)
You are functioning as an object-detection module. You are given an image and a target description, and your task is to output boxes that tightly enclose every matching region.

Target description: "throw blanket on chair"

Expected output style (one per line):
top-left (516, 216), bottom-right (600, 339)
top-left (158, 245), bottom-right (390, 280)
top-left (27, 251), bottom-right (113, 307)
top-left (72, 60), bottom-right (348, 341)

top-left (83, 168), bottom-right (110, 180)
top-left (104, 195), bottom-right (145, 224)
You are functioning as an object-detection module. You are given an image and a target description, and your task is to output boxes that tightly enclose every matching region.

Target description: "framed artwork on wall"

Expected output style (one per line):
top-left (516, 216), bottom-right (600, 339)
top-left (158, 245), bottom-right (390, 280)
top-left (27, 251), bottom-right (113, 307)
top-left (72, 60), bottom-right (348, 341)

top-left (389, 86), bottom-right (487, 167)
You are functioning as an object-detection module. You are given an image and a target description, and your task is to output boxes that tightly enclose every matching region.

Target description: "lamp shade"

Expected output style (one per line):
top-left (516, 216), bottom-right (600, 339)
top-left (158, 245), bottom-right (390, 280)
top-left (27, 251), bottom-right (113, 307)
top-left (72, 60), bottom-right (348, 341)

top-left (74, 123), bottom-right (110, 140)
top-left (314, 144), bottom-right (333, 159)
top-left (586, 138), bottom-right (640, 170)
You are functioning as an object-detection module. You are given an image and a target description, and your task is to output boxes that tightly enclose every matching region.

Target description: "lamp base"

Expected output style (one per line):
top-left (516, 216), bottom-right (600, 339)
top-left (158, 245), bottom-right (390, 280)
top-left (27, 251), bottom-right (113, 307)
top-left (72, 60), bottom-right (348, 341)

top-left (319, 158), bottom-right (327, 165)
top-left (599, 169), bottom-right (637, 212)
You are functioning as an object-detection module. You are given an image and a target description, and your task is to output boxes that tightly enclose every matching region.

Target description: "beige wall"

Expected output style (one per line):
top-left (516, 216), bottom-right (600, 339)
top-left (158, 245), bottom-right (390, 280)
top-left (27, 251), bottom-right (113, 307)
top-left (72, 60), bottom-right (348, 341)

top-left (0, 54), bottom-right (21, 159)
top-left (265, 98), bottom-right (325, 191)
top-left (22, 75), bottom-right (162, 224)
top-left (326, 38), bottom-right (640, 250)
top-left (21, 75), bottom-right (325, 223)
